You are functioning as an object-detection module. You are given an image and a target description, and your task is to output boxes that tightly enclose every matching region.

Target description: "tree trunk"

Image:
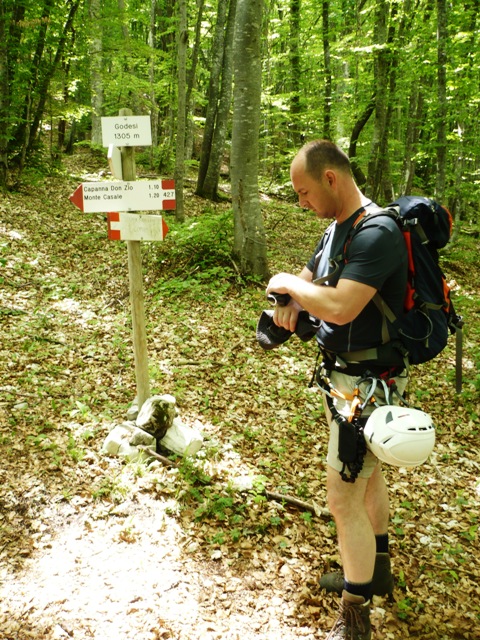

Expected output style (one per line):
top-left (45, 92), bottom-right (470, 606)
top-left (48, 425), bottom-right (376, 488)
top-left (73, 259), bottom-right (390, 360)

top-left (322, 0), bottom-right (332, 140)
top-left (401, 87), bottom-right (424, 194)
top-left (195, 0), bottom-right (229, 196)
top-left (365, 0), bottom-right (391, 203)
top-left (149, 0), bottom-right (158, 158)
top-left (22, 0), bottom-right (81, 171)
top-left (435, 0), bottom-right (448, 200)
top-left (231, 0), bottom-right (269, 278)
top-left (89, 0), bottom-right (104, 145)
top-left (201, 0), bottom-right (236, 201)
top-left (289, 0), bottom-right (302, 145)
top-left (185, 0), bottom-right (206, 161)
top-left (348, 95), bottom-right (375, 188)
top-left (0, 1), bottom-right (10, 187)
top-left (174, 0), bottom-right (188, 222)
top-left (14, 0), bottom-right (54, 174)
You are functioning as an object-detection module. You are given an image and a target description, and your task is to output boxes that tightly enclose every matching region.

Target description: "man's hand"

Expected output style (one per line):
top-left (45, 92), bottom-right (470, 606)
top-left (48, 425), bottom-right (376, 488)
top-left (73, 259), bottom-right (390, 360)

top-left (266, 272), bottom-right (301, 298)
top-left (266, 273), bottom-right (305, 332)
top-left (267, 270), bottom-right (377, 327)
top-left (273, 301), bottom-right (302, 332)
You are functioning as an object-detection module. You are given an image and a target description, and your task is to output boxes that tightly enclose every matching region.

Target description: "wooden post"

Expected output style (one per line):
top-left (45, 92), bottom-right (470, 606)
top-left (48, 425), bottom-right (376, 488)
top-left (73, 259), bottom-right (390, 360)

top-left (119, 108), bottom-right (150, 410)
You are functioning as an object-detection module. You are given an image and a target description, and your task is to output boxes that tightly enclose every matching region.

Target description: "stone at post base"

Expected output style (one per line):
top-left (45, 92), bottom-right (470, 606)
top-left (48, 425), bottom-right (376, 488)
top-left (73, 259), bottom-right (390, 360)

top-left (102, 423), bottom-right (155, 462)
top-left (159, 417), bottom-right (203, 457)
top-left (135, 394), bottom-right (176, 440)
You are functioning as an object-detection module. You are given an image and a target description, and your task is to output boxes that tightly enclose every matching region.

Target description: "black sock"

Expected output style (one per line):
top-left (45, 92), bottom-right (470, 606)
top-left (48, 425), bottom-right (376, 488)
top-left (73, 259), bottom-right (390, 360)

top-left (344, 580), bottom-right (372, 601)
top-left (375, 533), bottom-right (389, 554)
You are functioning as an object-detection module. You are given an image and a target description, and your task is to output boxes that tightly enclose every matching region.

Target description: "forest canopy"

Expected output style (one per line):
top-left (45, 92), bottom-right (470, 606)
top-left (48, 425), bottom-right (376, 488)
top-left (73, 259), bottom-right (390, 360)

top-left (1, 0), bottom-right (479, 218)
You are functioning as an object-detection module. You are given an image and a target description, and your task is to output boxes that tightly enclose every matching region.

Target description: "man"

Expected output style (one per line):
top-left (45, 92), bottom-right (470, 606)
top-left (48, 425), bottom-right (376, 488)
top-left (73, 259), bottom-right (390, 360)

top-left (266, 140), bottom-right (408, 640)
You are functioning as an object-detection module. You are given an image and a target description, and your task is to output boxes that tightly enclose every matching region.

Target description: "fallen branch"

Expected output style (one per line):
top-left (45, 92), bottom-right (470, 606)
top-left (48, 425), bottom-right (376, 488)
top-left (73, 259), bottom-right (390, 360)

top-left (137, 446), bottom-right (178, 468)
top-left (139, 445), bottom-right (330, 518)
top-left (264, 490), bottom-right (330, 518)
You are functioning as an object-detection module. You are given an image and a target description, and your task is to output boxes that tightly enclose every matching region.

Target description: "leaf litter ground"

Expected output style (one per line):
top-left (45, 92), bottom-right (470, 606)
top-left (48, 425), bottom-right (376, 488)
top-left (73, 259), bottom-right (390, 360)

top-left (0, 153), bottom-right (479, 639)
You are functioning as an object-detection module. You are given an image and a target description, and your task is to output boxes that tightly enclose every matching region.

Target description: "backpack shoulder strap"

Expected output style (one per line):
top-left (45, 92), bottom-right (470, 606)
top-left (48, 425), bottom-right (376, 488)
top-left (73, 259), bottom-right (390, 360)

top-left (345, 206), bottom-right (403, 345)
top-left (314, 206), bottom-right (398, 286)
top-left (349, 206), bottom-right (400, 238)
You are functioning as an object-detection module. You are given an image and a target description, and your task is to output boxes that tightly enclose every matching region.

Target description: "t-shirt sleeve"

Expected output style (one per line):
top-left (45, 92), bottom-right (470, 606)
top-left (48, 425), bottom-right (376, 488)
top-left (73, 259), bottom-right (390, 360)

top-left (340, 218), bottom-right (405, 290)
top-left (306, 238), bottom-right (324, 272)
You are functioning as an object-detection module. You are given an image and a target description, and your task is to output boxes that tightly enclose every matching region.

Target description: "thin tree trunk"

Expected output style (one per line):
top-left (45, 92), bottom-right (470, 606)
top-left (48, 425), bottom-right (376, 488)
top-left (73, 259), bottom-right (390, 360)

top-left (435, 0), bottom-right (448, 199)
top-left (196, 0), bottom-right (229, 196)
top-left (322, 0), bottom-right (332, 140)
top-left (89, 0), bottom-right (104, 145)
top-left (149, 0), bottom-right (158, 157)
top-left (185, 0), bottom-right (206, 161)
top-left (289, 0), bottom-right (302, 145)
top-left (365, 0), bottom-right (391, 203)
top-left (15, 0), bottom-right (54, 174)
top-left (348, 95), bottom-right (375, 187)
top-left (0, 0), bottom-right (10, 187)
top-left (174, 0), bottom-right (188, 222)
top-left (201, 0), bottom-right (236, 201)
top-left (231, 0), bottom-right (268, 278)
top-left (22, 0), bottom-right (81, 170)
top-left (401, 87), bottom-right (424, 194)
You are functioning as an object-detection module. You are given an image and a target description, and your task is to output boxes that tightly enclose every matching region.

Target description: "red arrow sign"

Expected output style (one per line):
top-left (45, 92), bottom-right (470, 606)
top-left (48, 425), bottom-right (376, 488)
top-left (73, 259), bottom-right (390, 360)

top-left (69, 184), bottom-right (84, 211)
top-left (107, 212), bottom-right (169, 242)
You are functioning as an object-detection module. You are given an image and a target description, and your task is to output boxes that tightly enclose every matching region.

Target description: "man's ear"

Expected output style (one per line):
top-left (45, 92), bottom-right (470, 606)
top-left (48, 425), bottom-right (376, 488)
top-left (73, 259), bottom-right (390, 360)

top-left (324, 169), bottom-right (336, 187)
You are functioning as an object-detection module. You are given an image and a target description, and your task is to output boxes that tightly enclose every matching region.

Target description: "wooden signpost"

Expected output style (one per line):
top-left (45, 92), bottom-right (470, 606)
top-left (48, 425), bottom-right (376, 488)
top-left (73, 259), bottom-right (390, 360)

top-left (69, 108), bottom-right (175, 411)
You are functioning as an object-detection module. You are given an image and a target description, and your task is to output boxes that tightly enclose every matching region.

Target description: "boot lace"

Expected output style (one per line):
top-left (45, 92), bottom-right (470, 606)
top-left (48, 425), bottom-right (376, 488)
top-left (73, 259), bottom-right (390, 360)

top-left (328, 599), bottom-right (369, 640)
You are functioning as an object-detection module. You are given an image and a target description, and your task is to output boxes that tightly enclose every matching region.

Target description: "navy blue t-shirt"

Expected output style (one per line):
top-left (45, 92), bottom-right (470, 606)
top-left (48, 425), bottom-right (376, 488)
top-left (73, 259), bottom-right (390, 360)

top-left (306, 206), bottom-right (408, 353)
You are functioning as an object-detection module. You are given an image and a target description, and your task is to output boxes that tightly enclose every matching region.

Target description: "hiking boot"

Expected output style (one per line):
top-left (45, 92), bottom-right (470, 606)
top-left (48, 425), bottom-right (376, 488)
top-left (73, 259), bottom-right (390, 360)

top-left (326, 590), bottom-right (371, 640)
top-left (371, 553), bottom-right (394, 596)
top-left (319, 553), bottom-right (394, 597)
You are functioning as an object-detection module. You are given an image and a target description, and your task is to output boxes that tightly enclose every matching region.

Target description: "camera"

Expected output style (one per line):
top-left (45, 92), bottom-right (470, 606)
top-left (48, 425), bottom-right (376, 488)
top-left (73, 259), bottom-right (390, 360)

top-left (267, 292), bottom-right (291, 307)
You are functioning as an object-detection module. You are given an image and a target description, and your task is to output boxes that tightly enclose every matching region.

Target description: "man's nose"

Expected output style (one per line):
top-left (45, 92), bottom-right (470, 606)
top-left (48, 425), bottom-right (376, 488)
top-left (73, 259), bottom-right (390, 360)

top-left (299, 196), bottom-right (309, 209)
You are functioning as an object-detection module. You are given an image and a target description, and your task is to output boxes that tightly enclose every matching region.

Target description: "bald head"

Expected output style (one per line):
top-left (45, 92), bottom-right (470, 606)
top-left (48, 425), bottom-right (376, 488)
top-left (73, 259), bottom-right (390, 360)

top-left (290, 140), bottom-right (366, 223)
top-left (294, 140), bottom-right (352, 182)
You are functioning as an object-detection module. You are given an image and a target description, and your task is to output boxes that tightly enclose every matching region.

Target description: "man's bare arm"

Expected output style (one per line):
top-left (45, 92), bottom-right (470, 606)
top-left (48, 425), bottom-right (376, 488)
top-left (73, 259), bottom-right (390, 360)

top-left (267, 272), bottom-right (376, 328)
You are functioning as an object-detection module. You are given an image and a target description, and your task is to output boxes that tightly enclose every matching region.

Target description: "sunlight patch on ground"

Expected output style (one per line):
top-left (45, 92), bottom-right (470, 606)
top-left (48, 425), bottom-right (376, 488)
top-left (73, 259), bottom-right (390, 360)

top-left (52, 297), bottom-right (98, 326)
top-left (0, 496), bottom-right (200, 639)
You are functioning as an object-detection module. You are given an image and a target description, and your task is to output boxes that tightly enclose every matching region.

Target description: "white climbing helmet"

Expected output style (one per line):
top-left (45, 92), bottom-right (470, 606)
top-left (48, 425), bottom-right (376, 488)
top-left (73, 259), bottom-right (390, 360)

top-left (364, 405), bottom-right (435, 467)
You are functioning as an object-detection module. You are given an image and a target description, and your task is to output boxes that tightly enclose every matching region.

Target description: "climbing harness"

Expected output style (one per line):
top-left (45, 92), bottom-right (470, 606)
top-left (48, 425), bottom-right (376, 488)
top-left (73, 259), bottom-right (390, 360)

top-left (311, 351), bottom-right (408, 483)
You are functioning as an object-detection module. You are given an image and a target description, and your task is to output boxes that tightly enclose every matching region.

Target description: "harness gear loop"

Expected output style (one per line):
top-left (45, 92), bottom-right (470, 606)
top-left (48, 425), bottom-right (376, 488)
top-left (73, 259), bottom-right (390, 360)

top-left (313, 350), bottom-right (409, 483)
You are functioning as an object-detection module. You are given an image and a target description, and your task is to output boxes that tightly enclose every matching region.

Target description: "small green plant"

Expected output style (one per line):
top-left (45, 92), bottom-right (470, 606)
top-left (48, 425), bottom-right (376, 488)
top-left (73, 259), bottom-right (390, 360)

top-left (67, 433), bottom-right (85, 463)
top-left (91, 475), bottom-right (129, 502)
top-left (230, 528), bottom-right (242, 542)
top-left (396, 569), bottom-right (407, 589)
top-left (118, 519), bottom-right (139, 544)
top-left (397, 597), bottom-right (412, 621)
top-left (396, 596), bottom-right (424, 621)
top-left (210, 531), bottom-right (226, 545)
top-left (300, 511), bottom-right (313, 525)
top-left (459, 524), bottom-right (477, 542)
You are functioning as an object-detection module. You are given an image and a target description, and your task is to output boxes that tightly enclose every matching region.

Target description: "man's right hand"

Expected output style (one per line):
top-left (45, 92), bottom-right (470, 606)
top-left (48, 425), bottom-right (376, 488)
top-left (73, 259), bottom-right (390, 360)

top-left (273, 300), bottom-right (302, 333)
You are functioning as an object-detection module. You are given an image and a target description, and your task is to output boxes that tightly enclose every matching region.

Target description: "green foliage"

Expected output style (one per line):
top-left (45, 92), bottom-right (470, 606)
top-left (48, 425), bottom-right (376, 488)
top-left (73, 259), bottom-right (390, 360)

top-left (91, 474), bottom-right (130, 502)
top-left (396, 596), bottom-right (425, 621)
top-left (149, 207), bottom-right (241, 300)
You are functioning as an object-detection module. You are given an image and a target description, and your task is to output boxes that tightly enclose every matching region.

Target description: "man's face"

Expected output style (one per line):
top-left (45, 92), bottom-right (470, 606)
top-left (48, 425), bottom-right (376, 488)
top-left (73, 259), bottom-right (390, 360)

top-left (290, 157), bottom-right (336, 219)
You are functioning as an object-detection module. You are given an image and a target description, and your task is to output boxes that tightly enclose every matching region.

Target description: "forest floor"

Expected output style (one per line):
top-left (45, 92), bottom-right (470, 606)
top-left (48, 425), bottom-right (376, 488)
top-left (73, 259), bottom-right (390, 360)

top-left (0, 150), bottom-right (479, 640)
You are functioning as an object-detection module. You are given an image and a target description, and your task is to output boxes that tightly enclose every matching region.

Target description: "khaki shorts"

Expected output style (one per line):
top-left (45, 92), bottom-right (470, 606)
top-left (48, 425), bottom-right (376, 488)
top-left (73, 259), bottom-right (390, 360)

top-left (323, 370), bottom-right (409, 479)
